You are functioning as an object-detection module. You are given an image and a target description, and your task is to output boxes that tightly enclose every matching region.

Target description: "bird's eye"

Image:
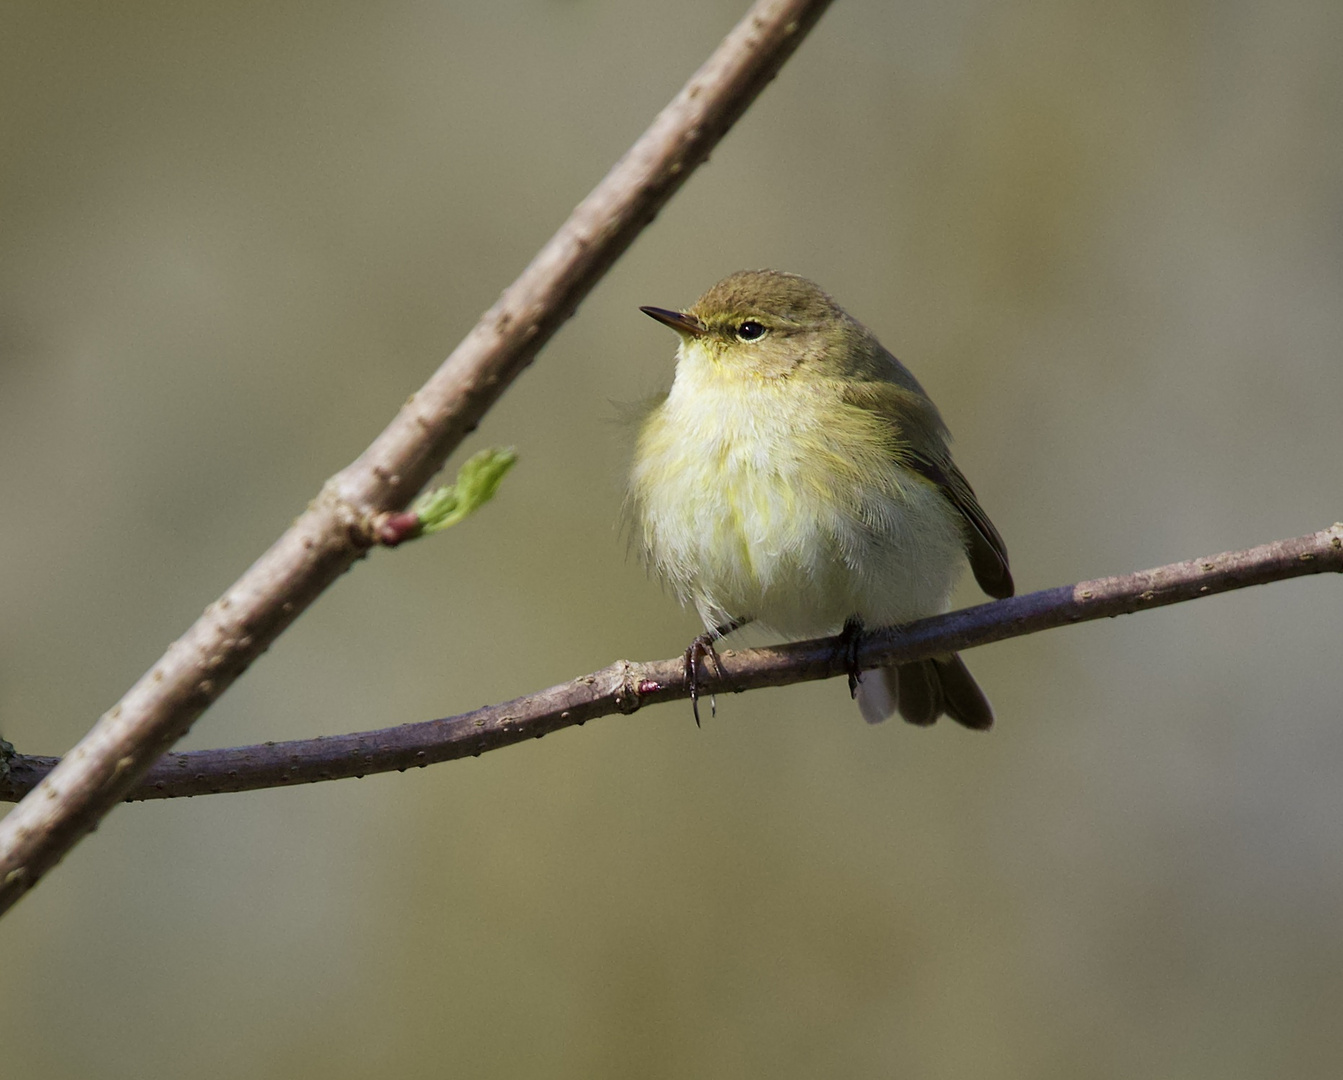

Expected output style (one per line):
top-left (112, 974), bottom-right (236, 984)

top-left (735, 320), bottom-right (767, 342)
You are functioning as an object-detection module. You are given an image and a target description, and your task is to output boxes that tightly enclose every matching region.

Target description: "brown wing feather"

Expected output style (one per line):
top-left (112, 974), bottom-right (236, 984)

top-left (841, 374), bottom-right (1014, 601)
top-left (904, 452), bottom-right (1014, 599)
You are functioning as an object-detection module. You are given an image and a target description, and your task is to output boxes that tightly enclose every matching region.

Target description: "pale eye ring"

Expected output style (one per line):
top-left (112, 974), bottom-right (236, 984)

top-left (735, 320), bottom-right (767, 342)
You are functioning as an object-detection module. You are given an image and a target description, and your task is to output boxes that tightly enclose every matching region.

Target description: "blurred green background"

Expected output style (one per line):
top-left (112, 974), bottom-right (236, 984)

top-left (3, 1), bottom-right (1342, 1076)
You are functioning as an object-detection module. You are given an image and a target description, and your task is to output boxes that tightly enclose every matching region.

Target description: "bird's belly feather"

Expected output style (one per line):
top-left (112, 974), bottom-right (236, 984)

top-left (633, 381), bottom-right (965, 637)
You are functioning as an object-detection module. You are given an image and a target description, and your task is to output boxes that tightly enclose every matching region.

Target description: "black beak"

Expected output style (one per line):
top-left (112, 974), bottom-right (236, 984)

top-left (640, 306), bottom-right (707, 337)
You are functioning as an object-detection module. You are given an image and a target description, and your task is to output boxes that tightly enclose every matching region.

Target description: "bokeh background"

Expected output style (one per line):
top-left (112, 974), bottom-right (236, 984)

top-left (3, 1), bottom-right (1342, 1076)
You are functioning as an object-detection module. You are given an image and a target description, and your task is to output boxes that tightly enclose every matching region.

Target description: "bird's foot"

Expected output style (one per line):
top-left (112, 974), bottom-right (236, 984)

top-left (684, 633), bottom-right (724, 727)
top-left (839, 616), bottom-right (865, 699)
top-left (683, 616), bottom-right (750, 726)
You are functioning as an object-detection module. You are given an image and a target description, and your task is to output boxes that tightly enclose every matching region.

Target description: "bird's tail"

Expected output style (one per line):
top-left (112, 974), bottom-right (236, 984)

top-left (855, 654), bottom-right (994, 730)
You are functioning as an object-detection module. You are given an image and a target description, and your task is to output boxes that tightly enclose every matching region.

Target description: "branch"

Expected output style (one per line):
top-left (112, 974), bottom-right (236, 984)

top-left (5, 526), bottom-right (1337, 804)
top-left (0, 0), bottom-right (836, 915)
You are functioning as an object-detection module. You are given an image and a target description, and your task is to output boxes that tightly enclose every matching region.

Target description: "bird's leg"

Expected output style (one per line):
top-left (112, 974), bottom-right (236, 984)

top-left (839, 616), bottom-right (866, 699)
top-left (685, 616), bottom-right (751, 726)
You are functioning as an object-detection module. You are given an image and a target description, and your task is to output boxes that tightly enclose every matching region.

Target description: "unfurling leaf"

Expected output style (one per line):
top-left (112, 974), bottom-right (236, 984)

top-left (412, 447), bottom-right (518, 535)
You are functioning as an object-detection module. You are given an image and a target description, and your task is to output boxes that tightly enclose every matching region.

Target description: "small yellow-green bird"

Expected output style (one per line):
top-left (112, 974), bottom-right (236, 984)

top-left (629, 269), bottom-right (1013, 728)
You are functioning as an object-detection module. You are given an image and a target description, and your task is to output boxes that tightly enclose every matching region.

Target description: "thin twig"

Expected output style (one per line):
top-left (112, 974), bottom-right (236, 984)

top-left (5, 525), bottom-right (1337, 804)
top-left (0, 0), bottom-right (836, 915)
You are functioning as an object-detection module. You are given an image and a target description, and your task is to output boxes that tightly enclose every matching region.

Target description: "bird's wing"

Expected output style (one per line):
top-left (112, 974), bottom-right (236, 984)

top-left (842, 376), bottom-right (1014, 600)
top-left (903, 450), bottom-right (1014, 599)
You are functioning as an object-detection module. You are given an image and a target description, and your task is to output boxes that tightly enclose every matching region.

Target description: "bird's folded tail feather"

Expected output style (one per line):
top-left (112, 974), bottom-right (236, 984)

top-left (855, 654), bottom-right (994, 730)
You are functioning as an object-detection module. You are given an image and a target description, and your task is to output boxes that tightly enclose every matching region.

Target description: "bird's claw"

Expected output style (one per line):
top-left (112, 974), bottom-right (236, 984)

top-left (839, 616), bottom-right (865, 698)
top-left (684, 631), bottom-right (727, 726)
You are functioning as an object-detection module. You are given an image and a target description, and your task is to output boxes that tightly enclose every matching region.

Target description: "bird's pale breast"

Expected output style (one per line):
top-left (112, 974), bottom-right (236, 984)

top-left (631, 360), bottom-right (966, 638)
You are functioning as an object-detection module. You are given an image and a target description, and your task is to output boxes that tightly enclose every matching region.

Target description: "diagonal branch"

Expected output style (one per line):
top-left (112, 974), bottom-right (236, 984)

top-left (5, 525), bottom-right (1337, 804)
top-left (0, 0), bottom-right (836, 915)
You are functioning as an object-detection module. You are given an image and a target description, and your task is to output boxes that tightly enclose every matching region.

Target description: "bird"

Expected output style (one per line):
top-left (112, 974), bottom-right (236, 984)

top-left (627, 269), bottom-right (1013, 728)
